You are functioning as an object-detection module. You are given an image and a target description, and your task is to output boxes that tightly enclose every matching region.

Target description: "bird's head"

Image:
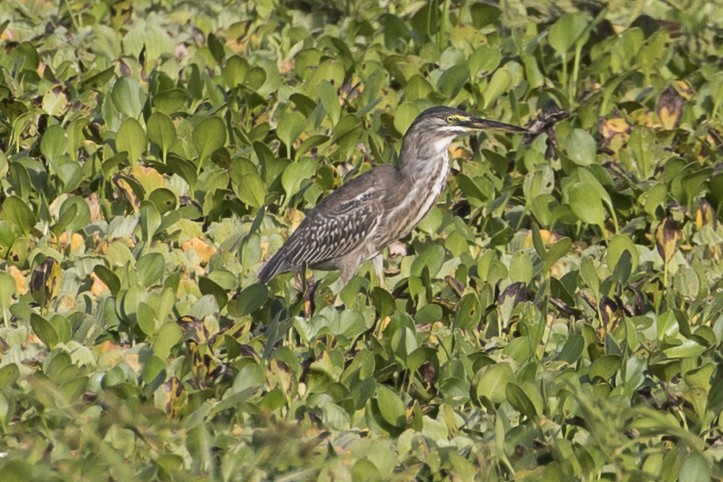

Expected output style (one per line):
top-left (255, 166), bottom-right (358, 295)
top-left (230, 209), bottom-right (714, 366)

top-left (404, 106), bottom-right (526, 154)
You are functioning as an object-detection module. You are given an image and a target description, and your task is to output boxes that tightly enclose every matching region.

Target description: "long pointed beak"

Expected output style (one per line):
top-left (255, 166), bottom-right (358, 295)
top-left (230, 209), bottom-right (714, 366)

top-left (463, 116), bottom-right (527, 133)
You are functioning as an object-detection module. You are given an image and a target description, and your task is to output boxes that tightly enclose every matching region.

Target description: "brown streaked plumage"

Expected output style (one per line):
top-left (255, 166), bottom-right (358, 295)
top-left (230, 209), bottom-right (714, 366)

top-left (258, 106), bottom-right (526, 285)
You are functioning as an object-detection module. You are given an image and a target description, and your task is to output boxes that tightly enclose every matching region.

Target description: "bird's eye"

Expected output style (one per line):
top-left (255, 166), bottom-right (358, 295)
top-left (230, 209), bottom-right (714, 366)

top-left (445, 115), bottom-right (455, 124)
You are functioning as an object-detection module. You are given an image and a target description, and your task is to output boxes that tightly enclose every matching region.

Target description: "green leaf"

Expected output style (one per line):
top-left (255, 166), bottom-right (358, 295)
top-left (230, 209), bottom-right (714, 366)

top-left (679, 453), bottom-right (711, 482)
top-left (565, 129), bottom-right (597, 166)
top-left (607, 235), bottom-right (639, 274)
top-left (276, 111), bottom-right (306, 154)
top-left (57, 195), bottom-right (91, 234)
top-left (153, 322), bottom-right (182, 359)
top-left (111, 76), bottom-right (145, 119)
top-left (30, 313), bottom-right (58, 348)
top-left (393, 102), bottom-right (421, 135)
top-left (476, 363), bottom-right (513, 404)
top-left (230, 159), bottom-right (267, 208)
top-left (94, 265), bottom-right (121, 295)
top-left (281, 158), bottom-right (316, 203)
top-left (319, 80), bottom-right (341, 125)
top-left (136, 252), bottom-right (165, 288)
top-left (549, 13), bottom-right (588, 54)
top-left (470, 3), bottom-right (501, 28)
top-left (568, 182), bottom-right (606, 228)
top-left (236, 283), bottom-right (268, 315)
top-left (193, 116), bottom-right (226, 161)
top-left (506, 383), bottom-right (538, 419)
top-left (454, 293), bottom-right (482, 331)
top-left (40, 125), bottom-right (68, 163)
top-left (543, 237), bottom-right (572, 273)
top-left (140, 200), bottom-right (162, 242)
top-left (0, 363), bottom-right (20, 389)
top-left (116, 118), bottom-right (146, 165)
top-left (438, 63), bottom-right (469, 98)
top-left (376, 385), bottom-right (406, 428)
top-left (148, 188), bottom-right (177, 214)
top-left (663, 339), bottom-right (706, 359)
top-left (410, 245), bottom-right (445, 278)
top-left (199, 276), bottom-right (228, 309)
top-left (483, 68), bottom-right (512, 108)
top-left (146, 112), bottom-right (176, 161)
top-left (1, 195), bottom-right (36, 235)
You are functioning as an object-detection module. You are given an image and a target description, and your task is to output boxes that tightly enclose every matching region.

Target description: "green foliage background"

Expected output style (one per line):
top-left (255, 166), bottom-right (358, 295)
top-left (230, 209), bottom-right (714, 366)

top-left (0, 0), bottom-right (722, 480)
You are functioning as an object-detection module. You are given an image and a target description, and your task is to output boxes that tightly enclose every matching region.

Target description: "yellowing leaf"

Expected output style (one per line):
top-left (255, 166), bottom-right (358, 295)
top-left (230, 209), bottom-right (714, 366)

top-left (655, 217), bottom-right (681, 264)
top-left (131, 165), bottom-right (165, 194)
top-left (113, 176), bottom-right (141, 212)
top-left (7, 265), bottom-right (27, 295)
top-left (181, 237), bottom-right (217, 264)
top-left (90, 272), bottom-right (110, 296)
top-left (599, 117), bottom-right (630, 140)
top-left (695, 199), bottom-right (716, 228)
top-left (656, 85), bottom-right (684, 130)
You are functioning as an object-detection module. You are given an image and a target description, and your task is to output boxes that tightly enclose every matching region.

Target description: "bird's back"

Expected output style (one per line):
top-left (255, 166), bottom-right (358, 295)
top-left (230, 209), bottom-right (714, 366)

top-left (258, 165), bottom-right (404, 283)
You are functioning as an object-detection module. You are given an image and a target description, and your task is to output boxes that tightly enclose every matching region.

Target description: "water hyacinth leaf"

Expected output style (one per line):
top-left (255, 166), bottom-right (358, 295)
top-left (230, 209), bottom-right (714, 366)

top-left (655, 217), bottom-right (681, 264)
top-left (230, 158), bottom-right (267, 208)
top-left (30, 313), bottom-right (58, 348)
top-left (94, 265), bottom-right (121, 295)
top-left (568, 182), bottom-right (606, 229)
top-left (281, 157), bottom-right (316, 202)
top-left (469, 3), bottom-right (501, 28)
top-left (410, 245), bottom-right (445, 278)
top-left (543, 237), bottom-right (572, 273)
top-left (57, 196), bottom-right (91, 234)
top-left (509, 251), bottom-right (533, 284)
top-left (454, 293), bottom-right (482, 331)
top-left (505, 383), bottom-right (538, 419)
top-left (110, 76), bottom-right (146, 119)
top-left (193, 116), bottom-right (226, 162)
top-left (236, 284), bottom-right (268, 315)
top-left (564, 128), bottom-right (596, 166)
top-left (476, 363), bottom-right (514, 404)
top-left (50, 314), bottom-right (72, 344)
top-left (276, 111), bottom-right (306, 154)
top-left (116, 118), bottom-right (146, 165)
top-left (375, 385), bottom-right (406, 428)
top-left (393, 102), bottom-right (421, 136)
top-left (0, 362), bottom-right (20, 389)
top-left (438, 63), bottom-right (469, 98)
top-left (40, 125), bottom-right (68, 163)
top-left (199, 276), bottom-right (228, 309)
top-left (153, 322), bottom-right (182, 359)
top-left (607, 235), bottom-right (639, 274)
top-left (147, 112), bottom-right (176, 161)
top-left (483, 68), bottom-right (512, 108)
top-left (2, 195), bottom-right (36, 235)
top-left (319, 80), bottom-right (341, 125)
top-left (549, 13), bottom-right (588, 54)
top-left (140, 201), bottom-right (162, 242)
top-left (148, 188), bottom-right (177, 214)
top-left (136, 252), bottom-right (165, 288)
top-left (579, 256), bottom-right (599, 294)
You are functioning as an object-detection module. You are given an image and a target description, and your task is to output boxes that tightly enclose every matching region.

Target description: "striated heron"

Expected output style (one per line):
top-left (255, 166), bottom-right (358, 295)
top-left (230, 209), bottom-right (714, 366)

top-left (258, 106), bottom-right (526, 286)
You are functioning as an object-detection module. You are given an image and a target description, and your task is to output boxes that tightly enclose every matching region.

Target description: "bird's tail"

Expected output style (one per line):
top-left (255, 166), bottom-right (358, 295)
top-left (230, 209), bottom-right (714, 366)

top-left (257, 250), bottom-right (289, 283)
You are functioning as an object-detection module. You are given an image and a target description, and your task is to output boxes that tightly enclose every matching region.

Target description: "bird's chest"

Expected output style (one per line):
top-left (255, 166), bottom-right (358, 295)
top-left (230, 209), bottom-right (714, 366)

top-left (382, 156), bottom-right (450, 243)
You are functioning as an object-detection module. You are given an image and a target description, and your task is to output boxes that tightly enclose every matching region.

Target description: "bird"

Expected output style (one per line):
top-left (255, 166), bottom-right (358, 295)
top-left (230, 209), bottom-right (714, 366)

top-left (258, 106), bottom-right (526, 286)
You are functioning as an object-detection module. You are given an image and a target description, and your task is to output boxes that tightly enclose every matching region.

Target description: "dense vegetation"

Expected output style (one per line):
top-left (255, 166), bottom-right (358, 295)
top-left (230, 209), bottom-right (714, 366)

top-left (0, 0), bottom-right (722, 480)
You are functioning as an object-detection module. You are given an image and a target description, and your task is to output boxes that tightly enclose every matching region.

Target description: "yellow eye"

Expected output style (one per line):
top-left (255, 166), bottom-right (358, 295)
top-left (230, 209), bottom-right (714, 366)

top-left (445, 115), bottom-right (455, 124)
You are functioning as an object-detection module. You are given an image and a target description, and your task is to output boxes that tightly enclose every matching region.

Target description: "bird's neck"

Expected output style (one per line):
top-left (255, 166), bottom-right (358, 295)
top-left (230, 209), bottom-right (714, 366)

top-left (399, 134), bottom-right (453, 185)
top-left (395, 134), bottom-right (453, 230)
